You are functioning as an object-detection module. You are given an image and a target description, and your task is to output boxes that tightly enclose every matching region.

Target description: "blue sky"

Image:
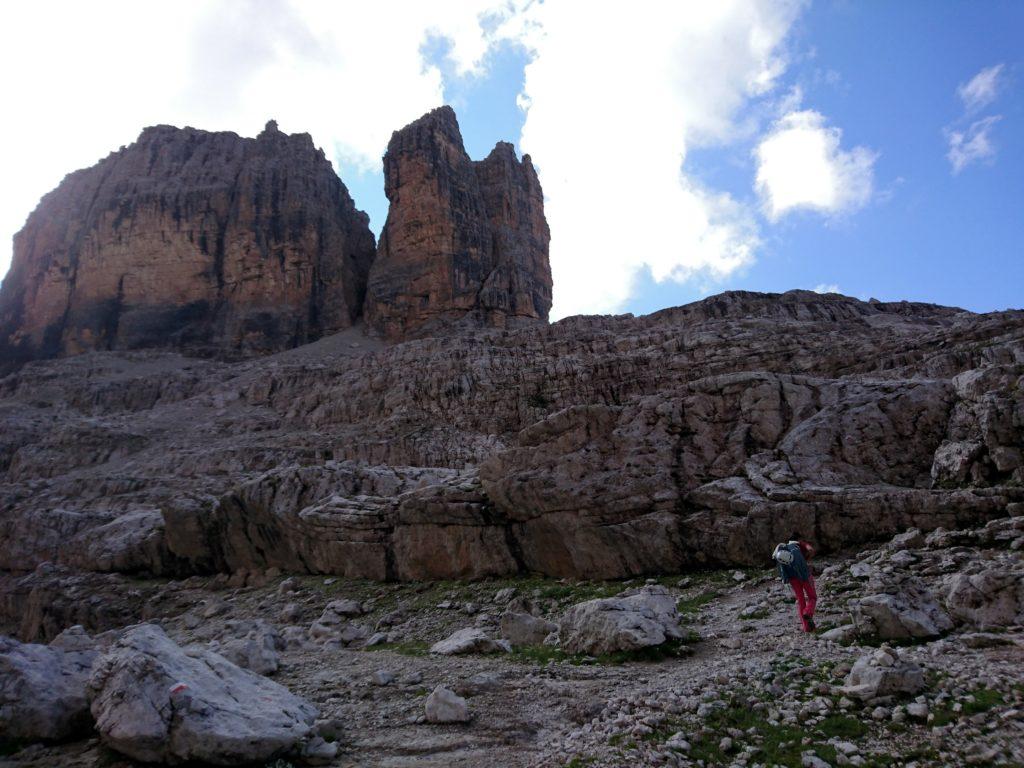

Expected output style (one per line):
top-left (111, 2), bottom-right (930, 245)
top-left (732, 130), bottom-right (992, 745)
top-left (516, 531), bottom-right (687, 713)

top-left (1, 1), bottom-right (1021, 318)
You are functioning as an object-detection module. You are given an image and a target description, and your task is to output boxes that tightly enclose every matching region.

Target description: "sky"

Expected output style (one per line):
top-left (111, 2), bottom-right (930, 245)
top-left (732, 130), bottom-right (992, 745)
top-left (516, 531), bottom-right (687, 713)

top-left (0, 1), bottom-right (1021, 320)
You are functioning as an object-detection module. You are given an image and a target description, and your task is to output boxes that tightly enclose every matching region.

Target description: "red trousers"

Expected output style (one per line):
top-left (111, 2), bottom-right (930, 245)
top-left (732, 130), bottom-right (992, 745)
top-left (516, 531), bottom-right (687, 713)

top-left (790, 576), bottom-right (817, 631)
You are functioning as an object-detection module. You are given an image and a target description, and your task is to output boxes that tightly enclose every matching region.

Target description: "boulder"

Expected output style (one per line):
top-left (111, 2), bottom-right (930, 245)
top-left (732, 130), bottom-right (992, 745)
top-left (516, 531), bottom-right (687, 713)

top-left (944, 564), bottom-right (1024, 629)
top-left (88, 624), bottom-right (318, 765)
top-left (841, 648), bottom-right (926, 701)
top-left (424, 685), bottom-right (470, 723)
top-left (429, 628), bottom-right (505, 656)
top-left (0, 634), bottom-right (97, 740)
top-left (852, 576), bottom-right (953, 640)
top-left (559, 585), bottom-right (683, 655)
top-left (213, 620), bottom-right (283, 676)
top-left (499, 612), bottom-right (558, 647)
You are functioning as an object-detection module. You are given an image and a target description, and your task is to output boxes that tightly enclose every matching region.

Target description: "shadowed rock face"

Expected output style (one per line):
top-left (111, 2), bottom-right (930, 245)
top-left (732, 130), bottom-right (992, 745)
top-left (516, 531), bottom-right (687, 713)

top-left (0, 121), bottom-right (375, 367)
top-left (364, 106), bottom-right (551, 339)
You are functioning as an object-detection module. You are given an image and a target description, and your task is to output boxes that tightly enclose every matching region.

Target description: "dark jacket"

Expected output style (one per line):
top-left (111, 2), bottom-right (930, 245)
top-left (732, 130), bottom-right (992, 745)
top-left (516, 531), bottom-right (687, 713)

top-left (777, 542), bottom-right (810, 583)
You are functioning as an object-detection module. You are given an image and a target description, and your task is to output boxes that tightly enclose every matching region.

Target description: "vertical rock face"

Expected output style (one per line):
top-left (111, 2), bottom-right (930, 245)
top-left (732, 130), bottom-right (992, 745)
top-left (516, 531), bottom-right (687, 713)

top-left (364, 106), bottom-right (551, 339)
top-left (0, 121), bottom-right (375, 365)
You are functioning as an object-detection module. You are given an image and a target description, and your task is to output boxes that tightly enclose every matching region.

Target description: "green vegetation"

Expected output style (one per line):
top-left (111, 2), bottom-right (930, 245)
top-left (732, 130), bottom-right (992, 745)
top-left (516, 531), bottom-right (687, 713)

top-left (817, 713), bottom-right (868, 740)
top-left (684, 702), bottom-right (838, 767)
top-left (931, 686), bottom-right (1005, 726)
top-left (363, 641), bottom-right (430, 657)
top-left (676, 590), bottom-right (719, 614)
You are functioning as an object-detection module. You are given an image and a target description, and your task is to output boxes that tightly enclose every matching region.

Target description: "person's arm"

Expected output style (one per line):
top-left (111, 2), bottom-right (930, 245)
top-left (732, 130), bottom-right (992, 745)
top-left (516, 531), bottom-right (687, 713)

top-left (800, 540), bottom-right (815, 560)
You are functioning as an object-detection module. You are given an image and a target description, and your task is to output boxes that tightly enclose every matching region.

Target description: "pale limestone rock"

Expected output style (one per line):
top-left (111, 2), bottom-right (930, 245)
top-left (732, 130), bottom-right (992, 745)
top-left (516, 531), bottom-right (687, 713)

top-left (88, 624), bottom-right (317, 765)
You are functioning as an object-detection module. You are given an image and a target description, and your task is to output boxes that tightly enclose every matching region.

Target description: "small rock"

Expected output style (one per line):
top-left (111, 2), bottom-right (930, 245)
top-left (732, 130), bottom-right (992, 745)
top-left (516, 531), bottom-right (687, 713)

top-left (425, 686), bottom-right (470, 723)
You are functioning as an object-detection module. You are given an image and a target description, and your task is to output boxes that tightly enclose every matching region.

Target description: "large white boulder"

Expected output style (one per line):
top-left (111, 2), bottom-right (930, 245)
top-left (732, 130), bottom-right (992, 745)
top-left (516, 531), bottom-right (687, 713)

top-left (559, 585), bottom-right (683, 655)
top-left (88, 624), bottom-right (318, 765)
top-left (852, 576), bottom-right (953, 640)
top-left (841, 648), bottom-right (926, 701)
top-left (944, 564), bottom-right (1024, 629)
top-left (429, 627), bottom-right (506, 655)
top-left (0, 633), bottom-right (97, 740)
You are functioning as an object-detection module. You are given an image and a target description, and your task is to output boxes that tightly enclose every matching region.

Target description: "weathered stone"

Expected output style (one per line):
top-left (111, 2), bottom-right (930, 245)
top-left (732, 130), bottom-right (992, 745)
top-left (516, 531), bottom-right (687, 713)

top-left (499, 612), bottom-right (558, 647)
top-left (424, 685), bottom-right (470, 723)
top-left (852, 576), bottom-right (954, 640)
top-left (88, 624), bottom-right (318, 764)
top-left (429, 627), bottom-right (505, 655)
top-left (0, 634), bottom-right (97, 740)
top-left (559, 586), bottom-right (683, 655)
top-left (841, 648), bottom-right (926, 701)
top-left (0, 121), bottom-right (375, 367)
top-left (364, 106), bottom-right (550, 339)
top-left (944, 564), bottom-right (1024, 629)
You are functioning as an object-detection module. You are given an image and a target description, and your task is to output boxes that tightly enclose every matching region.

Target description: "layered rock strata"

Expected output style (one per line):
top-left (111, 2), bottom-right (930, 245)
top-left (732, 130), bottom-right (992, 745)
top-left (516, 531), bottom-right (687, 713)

top-left (364, 106), bottom-right (551, 339)
top-left (0, 290), bottom-right (1021, 592)
top-left (0, 121), bottom-right (375, 366)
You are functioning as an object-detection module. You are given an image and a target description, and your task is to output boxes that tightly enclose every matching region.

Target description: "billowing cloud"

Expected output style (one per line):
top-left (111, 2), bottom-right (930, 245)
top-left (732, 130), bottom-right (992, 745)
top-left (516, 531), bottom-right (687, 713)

top-left (957, 63), bottom-right (1005, 113)
top-left (1, 0), bottom-right (815, 321)
top-left (812, 283), bottom-right (840, 294)
top-left (946, 116), bottom-right (1002, 174)
top-left (508, 1), bottom-right (804, 318)
top-left (754, 110), bottom-right (876, 221)
top-left (0, 0), bottom-right (513, 279)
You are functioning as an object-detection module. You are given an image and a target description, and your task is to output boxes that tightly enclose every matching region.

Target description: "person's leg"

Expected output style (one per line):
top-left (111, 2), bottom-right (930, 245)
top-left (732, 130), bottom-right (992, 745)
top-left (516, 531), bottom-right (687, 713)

top-left (805, 575), bottom-right (818, 619)
top-left (790, 580), bottom-right (809, 631)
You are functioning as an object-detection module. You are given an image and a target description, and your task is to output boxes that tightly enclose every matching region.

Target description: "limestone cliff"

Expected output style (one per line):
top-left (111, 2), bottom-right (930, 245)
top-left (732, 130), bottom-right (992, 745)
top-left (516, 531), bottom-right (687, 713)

top-left (0, 121), bottom-right (375, 366)
top-left (364, 107), bottom-right (551, 339)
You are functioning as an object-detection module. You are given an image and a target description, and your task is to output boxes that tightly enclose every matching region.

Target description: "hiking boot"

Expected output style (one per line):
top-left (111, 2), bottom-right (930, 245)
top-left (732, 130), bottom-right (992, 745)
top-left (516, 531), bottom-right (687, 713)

top-left (805, 616), bottom-right (816, 632)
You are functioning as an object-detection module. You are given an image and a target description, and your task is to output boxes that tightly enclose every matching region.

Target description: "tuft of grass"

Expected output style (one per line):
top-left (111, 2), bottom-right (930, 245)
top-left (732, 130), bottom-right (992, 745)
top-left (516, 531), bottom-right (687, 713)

top-left (676, 590), bottom-right (719, 614)
top-left (363, 641), bottom-right (430, 657)
top-left (739, 608), bottom-right (770, 620)
top-left (817, 714), bottom-right (868, 740)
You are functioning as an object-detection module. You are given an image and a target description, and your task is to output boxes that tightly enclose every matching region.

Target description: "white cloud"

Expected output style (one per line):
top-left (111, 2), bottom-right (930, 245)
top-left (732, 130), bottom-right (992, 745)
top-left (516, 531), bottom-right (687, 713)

top-left (0, 0), bottom-right (514, 280)
top-left (812, 283), bottom-right (840, 294)
top-left (957, 64), bottom-right (1005, 113)
top-left (946, 116), bottom-right (1002, 174)
top-left (754, 110), bottom-right (876, 221)
top-left (510, 1), bottom-right (804, 318)
top-left (0, 0), bottom-right (816, 321)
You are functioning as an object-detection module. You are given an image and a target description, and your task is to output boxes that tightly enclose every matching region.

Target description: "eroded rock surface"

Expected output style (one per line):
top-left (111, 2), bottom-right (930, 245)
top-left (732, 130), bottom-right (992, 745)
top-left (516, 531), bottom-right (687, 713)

top-left (88, 624), bottom-right (318, 764)
top-left (0, 634), bottom-right (97, 740)
top-left (0, 291), bottom-right (1021, 587)
top-left (364, 106), bottom-right (551, 339)
top-left (0, 120), bottom-right (375, 367)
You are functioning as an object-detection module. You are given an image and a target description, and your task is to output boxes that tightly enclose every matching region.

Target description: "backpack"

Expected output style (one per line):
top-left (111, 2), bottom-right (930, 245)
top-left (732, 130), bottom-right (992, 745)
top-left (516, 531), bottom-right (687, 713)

top-left (772, 542), bottom-right (794, 565)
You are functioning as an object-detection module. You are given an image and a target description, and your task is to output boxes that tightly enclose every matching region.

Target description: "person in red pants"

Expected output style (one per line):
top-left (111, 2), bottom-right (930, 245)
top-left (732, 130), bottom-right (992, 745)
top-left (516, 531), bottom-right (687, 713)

top-left (772, 532), bottom-right (817, 632)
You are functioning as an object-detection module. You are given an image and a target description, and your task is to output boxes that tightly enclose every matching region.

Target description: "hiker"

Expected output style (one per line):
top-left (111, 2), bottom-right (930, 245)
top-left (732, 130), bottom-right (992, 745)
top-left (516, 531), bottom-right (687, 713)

top-left (772, 532), bottom-right (817, 632)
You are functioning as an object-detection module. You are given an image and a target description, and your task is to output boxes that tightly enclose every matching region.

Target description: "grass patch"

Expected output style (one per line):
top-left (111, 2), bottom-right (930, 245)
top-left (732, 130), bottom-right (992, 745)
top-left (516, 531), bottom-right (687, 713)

top-left (932, 686), bottom-right (1007, 726)
top-left (963, 687), bottom-right (1004, 715)
top-left (817, 714), bottom-right (868, 740)
top-left (676, 590), bottom-right (719, 614)
top-left (363, 641), bottom-right (430, 657)
top-left (685, 701), bottom-right (838, 767)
